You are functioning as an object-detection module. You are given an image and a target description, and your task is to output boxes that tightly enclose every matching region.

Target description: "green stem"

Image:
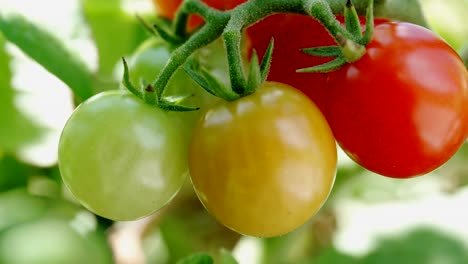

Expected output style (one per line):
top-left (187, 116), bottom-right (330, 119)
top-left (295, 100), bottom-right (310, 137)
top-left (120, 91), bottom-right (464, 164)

top-left (152, 0), bottom-right (371, 101)
top-left (153, 11), bottom-right (230, 100)
top-left (306, 0), bottom-right (357, 42)
top-left (174, 0), bottom-right (222, 38)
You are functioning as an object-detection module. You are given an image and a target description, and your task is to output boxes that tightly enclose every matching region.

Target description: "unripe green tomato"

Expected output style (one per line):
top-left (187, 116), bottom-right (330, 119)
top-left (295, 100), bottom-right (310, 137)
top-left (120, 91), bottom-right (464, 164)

top-left (58, 90), bottom-right (192, 220)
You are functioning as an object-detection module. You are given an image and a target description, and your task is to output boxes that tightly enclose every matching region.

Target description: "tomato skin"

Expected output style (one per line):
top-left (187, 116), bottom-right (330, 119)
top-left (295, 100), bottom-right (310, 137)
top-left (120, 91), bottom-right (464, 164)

top-left (246, 15), bottom-right (387, 114)
top-left (152, 0), bottom-right (246, 30)
top-left (58, 91), bottom-right (192, 220)
top-left (325, 22), bottom-right (468, 178)
top-left (189, 82), bottom-right (337, 237)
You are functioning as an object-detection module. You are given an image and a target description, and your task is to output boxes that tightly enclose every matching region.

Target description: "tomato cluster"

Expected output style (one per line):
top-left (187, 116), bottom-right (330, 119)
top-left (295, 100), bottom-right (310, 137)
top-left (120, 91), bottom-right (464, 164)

top-left (58, 0), bottom-right (468, 237)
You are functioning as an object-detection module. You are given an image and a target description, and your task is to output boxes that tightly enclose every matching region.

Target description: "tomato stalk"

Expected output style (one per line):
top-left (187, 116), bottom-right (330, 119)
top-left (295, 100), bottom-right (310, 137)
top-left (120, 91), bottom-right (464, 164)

top-left (123, 0), bottom-right (376, 109)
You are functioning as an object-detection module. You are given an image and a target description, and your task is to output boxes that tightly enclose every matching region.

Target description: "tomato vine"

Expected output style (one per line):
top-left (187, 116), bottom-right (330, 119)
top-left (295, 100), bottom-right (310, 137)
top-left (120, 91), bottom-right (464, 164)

top-left (123, 0), bottom-right (376, 109)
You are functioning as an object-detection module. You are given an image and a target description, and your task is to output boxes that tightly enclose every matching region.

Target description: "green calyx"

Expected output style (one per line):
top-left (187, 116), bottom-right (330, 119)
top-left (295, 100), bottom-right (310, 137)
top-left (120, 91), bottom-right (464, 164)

top-left (122, 57), bottom-right (199, 111)
top-left (298, 0), bottom-right (374, 73)
top-left (183, 38), bottom-right (274, 101)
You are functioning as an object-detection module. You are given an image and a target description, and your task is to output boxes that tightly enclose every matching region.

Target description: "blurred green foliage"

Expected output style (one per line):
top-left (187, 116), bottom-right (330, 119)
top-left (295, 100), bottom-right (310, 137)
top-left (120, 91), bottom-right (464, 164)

top-left (0, 36), bottom-right (44, 152)
top-left (313, 228), bottom-right (468, 264)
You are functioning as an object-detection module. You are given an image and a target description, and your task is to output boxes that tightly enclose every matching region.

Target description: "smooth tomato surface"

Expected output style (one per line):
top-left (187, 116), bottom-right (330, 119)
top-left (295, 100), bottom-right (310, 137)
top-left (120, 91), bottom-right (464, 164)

top-left (325, 22), bottom-right (468, 178)
top-left (59, 91), bottom-right (192, 220)
top-left (189, 82), bottom-right (337, 237)
top-left (246, 15), bottom-right (387, 114)
top-left (152, 0), bottom-right (246, 30)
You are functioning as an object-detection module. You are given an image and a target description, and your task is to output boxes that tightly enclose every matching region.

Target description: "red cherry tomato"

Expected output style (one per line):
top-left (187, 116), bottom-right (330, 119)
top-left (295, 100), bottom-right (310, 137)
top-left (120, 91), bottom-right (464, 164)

top-left (325, 22), bottom-right (468, 178)
top-left (246, 14), bottom-right (387, 114)
top-left (152, 0), bottom-right (246, 30)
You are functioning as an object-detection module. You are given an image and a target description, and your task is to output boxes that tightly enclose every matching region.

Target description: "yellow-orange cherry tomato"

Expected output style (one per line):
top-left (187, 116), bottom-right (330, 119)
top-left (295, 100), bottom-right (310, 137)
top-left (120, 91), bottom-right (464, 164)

top-left (189, 82), bottom-right (337, 237)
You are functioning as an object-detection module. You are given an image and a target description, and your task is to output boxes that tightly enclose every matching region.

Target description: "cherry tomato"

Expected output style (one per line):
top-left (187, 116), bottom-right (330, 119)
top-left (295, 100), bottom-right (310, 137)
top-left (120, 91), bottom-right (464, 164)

top-left (58, 90), bottom-right (193, 220)
top-left (246, 14), bottom-right (387, 114)
top-left (325, 22), bottom-right (468, 178)
top-left (189, 82), bottom-right (337, 237)
top-left (152, 0), bottom-right (246, 30)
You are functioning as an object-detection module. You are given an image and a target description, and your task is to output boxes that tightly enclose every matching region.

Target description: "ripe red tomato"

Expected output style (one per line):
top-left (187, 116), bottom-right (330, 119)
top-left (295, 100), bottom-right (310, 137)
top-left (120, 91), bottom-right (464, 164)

top-left (246, 14), bottom-right (387, 114)
top-left (325, 22), bottom-right (468, 178)
top-left (152, 0), bottom-right (246, 30)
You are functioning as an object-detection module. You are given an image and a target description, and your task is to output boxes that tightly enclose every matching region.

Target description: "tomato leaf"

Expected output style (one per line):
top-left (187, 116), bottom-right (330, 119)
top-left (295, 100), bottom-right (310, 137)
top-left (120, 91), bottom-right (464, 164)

top-left (301, 46), bottom-right (342, 57)
top-left (0, 34), bottom-right (44, 152)
top-left (296, 56), bottom-right (347, 73)
top-left (0, 13), bottom-right (94, 101)
top-left (176, 253), bottom-right (214, 264)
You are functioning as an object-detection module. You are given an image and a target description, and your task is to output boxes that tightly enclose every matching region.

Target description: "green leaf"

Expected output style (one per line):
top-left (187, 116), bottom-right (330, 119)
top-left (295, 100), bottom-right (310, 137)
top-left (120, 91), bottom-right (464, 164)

top-left (301, 46), bottom-right (342, 57)
top-left (81, 0), bottom-right (148, 78)
top-left (0, 35), bottom-right (44, 152)
top-left (297, 57), bottom-right (347, 73)
top-left (176, 253), bottom-right (214, 264)
top-left (0, 14), bottom-right (94, 101)
top-left (220, 249), bottom-right (238, 264)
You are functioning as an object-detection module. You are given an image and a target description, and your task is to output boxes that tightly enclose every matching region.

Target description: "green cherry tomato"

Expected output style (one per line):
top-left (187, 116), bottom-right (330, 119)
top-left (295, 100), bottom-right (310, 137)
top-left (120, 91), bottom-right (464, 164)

top-left (58, 90), bottom-right (191, 221)
top-left (189, 82), bottom-right (337, 237)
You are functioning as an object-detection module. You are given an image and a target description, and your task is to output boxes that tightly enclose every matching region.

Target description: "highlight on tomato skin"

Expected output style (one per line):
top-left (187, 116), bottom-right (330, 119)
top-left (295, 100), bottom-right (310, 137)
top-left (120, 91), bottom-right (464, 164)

top-left (188, 81), bottom-right (337, 238)
top-left (324, 22), bottom-right (468, 179)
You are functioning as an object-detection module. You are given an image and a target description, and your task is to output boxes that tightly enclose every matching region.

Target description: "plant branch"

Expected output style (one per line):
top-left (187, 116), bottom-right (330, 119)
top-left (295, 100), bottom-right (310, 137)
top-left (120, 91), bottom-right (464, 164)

top-left (140, 0), bottom-right (424, 105)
